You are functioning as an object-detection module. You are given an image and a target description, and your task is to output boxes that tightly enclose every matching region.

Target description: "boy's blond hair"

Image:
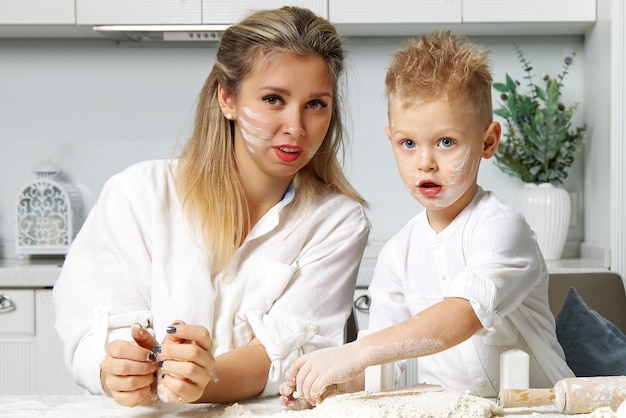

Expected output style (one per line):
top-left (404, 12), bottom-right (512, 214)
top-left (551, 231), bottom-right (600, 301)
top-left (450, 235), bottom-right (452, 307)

top-left (385, 30), bottom-right (493, 125)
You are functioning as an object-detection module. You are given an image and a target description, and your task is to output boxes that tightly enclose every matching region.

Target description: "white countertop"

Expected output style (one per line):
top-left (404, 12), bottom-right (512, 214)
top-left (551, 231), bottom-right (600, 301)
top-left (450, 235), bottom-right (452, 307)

top-left (0, 256), bottom-right (610, 290)
top-left (0, 395), bottom-right (617, 418)
top-left (0, 257), bottom-right (63, 288)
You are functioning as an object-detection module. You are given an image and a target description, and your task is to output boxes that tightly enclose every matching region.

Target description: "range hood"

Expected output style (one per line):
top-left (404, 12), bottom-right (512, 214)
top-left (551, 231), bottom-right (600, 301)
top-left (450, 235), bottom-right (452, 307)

top-left (92, 24), bottom-right (229, 42)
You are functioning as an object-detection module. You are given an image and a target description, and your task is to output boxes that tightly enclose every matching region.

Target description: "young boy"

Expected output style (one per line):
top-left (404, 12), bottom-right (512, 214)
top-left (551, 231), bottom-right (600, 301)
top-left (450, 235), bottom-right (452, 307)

top-left (280, 30), bottom-right (574, 407)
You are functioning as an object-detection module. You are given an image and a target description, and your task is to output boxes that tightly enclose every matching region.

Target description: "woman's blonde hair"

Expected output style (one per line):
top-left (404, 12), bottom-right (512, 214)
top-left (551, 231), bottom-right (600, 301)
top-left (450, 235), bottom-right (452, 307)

top-left (177, 6), bottom-right (365, 271)
top-left (385, 30), bottom-right (493, 125)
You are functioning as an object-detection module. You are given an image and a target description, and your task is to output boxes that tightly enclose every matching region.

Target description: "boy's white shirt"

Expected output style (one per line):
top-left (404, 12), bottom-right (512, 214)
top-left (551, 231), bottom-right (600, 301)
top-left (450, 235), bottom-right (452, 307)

top-left (364, 186), bottom-right (574, 397)
top-left (53, 159), bottom-right (370, 397)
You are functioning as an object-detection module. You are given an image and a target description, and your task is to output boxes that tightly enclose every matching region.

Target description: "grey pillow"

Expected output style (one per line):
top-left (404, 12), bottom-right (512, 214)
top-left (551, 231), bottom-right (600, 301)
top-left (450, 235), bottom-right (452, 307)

top-left (556, 287), bottom-right (626, 377)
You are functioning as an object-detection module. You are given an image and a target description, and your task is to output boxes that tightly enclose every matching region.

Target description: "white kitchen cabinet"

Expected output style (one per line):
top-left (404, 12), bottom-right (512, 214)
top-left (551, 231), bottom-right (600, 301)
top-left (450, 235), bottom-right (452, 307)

top-left (330, 0), bottom-right (461, 24)
top-left (0, 0), bottom-right (75, 24)
top-left (329, 0), bottom-right (595, 25)
top-left (329, 0), bottom-right (595, 36)
top-left (202, 0), bottom-right (327, 24)
top-left (0, 288), bottom-right (83, 395)
top-left (463, 0), bottom-right (595, 23)
top-left (76, 0), bottom-right (202, 25)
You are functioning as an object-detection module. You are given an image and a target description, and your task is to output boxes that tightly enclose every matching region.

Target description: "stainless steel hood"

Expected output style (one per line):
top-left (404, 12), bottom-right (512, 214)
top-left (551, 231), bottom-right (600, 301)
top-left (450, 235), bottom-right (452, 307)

top-left (92, 24), bottom-right (229, 42)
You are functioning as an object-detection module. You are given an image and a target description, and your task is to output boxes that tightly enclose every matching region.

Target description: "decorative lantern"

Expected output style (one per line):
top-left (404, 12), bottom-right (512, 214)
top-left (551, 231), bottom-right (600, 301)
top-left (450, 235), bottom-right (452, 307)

top-left (16, 159), bottom-right (82, 255)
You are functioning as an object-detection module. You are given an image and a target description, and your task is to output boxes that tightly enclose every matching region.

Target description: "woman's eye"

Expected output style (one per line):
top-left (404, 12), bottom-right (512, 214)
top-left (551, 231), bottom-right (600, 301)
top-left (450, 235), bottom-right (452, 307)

top-left (263, 95), bottom-right (284, 106)
top-left (438, 137), bottom-right (455, 148)
top-left (401, 139), bottom-right (416, 149)
top-left (307, 100), bottom-right (328, 110)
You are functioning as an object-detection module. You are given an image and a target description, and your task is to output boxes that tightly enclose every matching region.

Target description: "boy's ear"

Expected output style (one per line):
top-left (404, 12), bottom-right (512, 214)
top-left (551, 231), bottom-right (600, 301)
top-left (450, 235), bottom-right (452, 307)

top-left (217, 84), bottom-right (236, 119)
top-left (482, 121), bottom-right (501, 159)
top-left (384, 126), bottom-right (392, 141)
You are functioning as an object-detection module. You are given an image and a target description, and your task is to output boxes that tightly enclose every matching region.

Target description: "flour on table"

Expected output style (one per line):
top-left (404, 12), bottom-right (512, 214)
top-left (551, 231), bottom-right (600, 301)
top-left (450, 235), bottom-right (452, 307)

top-left (217, 384), bottom-right (503, 418)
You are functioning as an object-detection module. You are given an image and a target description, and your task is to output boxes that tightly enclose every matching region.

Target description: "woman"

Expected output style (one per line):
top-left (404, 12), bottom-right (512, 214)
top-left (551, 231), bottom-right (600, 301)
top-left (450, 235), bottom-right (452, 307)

top-left (53, 6), bottom-right (370, 407)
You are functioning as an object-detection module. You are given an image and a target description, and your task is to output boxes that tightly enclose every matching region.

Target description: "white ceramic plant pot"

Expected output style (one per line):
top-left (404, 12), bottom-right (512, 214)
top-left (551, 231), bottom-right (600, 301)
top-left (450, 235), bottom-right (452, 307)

top-left (517, 183), bottom-right (571, 260)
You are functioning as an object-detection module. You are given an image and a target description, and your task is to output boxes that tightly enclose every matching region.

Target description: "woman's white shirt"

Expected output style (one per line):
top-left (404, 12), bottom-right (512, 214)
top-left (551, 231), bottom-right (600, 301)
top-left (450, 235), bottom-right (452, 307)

top-left (53, 159), bottom-right (370, 396)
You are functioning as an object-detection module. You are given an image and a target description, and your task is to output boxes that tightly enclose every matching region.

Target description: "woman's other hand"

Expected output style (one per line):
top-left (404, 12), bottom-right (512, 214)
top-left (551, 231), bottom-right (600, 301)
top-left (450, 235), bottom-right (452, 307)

top-left (100, 324), bottom-right (159, 407)
top-left (155, 321), bottom-right (215, 404)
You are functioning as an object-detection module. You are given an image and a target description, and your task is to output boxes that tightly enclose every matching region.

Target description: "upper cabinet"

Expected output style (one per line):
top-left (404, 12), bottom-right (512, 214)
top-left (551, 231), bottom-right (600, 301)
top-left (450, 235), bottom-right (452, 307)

top-left (74, 0), bottom-right (327, 26)
top-left (76, 0), bottom-right (201, 25)
top-left (330, 0), bottom-right (461, 24)
top-left (0, 0), bottom-right (74, 24)
top-left (202, 1), bottom-right (327, 24)
top-left (463, 0), bottom-right (596, 23)
top-left (331, 0), bottom-right (596, 36)
top-left (0, 0), bottom-right (597, 39)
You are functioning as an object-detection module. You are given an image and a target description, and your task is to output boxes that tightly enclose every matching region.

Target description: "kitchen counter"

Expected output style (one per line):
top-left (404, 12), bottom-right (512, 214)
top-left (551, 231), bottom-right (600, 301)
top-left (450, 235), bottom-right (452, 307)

top-left (0, 257), bottom-right (63, 288)
top-left (0, 256), bottom-right (610, 289)
top-left (0, 395), bottom-right (619, 418)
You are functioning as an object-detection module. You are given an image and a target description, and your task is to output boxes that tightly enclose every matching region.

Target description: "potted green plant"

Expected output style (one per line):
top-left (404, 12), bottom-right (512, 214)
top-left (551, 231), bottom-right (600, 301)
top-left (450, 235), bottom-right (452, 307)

top-left (492, 45), bottom-right (587, 260)
top-left (493, 44), bottom-right (587, 186)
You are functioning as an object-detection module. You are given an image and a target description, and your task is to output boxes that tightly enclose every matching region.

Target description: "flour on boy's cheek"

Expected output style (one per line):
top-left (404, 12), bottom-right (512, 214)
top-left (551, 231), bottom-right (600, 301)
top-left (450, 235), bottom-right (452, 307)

top-left (239, 106), bottom-right (273, 153)
top-left (433, 149), bottom-right (476, 209)
top-left (402, 149), bottom-right (478, 210)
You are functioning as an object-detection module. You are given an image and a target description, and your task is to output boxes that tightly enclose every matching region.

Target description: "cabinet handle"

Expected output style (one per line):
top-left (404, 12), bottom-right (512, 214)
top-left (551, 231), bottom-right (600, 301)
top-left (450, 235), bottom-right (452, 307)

top-left (0, 294), bottom-right (16, 313)
top-left (354, 294), bottom-right (370, 312)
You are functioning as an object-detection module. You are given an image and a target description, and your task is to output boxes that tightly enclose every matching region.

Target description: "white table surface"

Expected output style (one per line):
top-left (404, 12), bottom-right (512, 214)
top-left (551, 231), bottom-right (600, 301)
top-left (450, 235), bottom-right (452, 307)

top-left (0, 395), bottom-right (618, 418)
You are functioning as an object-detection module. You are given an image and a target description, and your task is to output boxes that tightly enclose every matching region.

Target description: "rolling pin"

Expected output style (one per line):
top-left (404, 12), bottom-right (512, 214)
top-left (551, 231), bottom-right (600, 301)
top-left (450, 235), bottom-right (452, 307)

top-left (498, 376), bottom-right (626, 414)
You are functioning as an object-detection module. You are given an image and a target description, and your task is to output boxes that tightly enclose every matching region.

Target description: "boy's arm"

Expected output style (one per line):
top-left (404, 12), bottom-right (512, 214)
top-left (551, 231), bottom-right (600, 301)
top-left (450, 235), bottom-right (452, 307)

top-left (285, 297), bottom-right (482, 404)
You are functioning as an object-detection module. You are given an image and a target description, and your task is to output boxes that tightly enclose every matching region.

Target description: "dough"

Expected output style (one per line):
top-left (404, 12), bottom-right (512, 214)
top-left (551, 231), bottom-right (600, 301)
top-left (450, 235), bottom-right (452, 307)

top-left (219, 384), bottom-right (503, 417)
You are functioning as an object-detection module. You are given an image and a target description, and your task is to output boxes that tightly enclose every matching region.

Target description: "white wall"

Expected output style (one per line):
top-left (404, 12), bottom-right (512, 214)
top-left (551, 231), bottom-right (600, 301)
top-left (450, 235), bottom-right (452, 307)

top-left (0, 35), bottom-right (587, 258)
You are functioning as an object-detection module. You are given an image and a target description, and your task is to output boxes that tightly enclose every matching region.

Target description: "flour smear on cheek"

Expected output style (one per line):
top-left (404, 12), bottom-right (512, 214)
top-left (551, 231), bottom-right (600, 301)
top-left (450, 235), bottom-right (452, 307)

top-left (239, 106), bottom-right (273, 154)
top-left (407, 149), bottom-right (477, 209)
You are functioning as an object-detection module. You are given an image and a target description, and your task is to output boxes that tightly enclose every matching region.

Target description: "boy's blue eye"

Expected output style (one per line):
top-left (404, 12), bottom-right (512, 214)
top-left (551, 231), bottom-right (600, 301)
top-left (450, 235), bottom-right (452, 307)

top-left (401, 139), bottom-right (416, 149)
top-left (439, 137), bottom-right (454, 148)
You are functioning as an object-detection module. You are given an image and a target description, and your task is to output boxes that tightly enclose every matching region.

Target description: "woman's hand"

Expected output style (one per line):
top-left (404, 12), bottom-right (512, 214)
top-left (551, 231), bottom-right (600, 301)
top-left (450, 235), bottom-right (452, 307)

top-left (155, 321), bottom-right (216, 404)
top-left (284, 343), bottom-right (364, 406)
top-left (100, 323), bottom-right (159, 407)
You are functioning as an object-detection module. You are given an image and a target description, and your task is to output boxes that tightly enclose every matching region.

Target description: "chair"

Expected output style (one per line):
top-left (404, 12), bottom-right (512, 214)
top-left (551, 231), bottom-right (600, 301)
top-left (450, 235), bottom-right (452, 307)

top-left (548, 272), bottom-right (626, 334)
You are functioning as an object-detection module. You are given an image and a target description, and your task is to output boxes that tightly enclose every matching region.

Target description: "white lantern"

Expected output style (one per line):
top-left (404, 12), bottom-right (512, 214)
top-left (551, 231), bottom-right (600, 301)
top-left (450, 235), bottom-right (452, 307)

top-left (16, 159), bottom-right (82, 255)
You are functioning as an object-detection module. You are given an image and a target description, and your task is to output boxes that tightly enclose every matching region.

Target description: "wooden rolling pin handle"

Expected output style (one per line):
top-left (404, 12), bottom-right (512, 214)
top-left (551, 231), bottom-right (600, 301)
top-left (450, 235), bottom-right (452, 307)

top-left (498, 388), bottom-right (555, 408)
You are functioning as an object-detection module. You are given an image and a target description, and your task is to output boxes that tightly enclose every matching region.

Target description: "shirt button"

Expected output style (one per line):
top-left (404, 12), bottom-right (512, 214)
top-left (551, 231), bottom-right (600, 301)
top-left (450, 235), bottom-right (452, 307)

top-left (94, 306), bottom-right (107, 317)
top-left (476, 378), bottom-right (487, 386)
top-left (212, 338), bottom-right (219, 348)
top-left (305, 322), bottom-right (318, 332)
top-left (222, 275), bottom-right (233, 284)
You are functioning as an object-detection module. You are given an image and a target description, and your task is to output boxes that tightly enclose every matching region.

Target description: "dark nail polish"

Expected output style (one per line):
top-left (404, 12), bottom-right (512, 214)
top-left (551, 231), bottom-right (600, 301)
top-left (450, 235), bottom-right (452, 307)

top-left (147, 352), bottom-right (156, 361)
top-left (166, 326), bottom-right (177, 334)
top-left (153, 371), bottom-right (157, 378)
top-left (161, 373), bottom-right (165, 379)
top-left (153, 346), bottom-right (162, 354)
top-left (158, 361), bottom-right (164, 368)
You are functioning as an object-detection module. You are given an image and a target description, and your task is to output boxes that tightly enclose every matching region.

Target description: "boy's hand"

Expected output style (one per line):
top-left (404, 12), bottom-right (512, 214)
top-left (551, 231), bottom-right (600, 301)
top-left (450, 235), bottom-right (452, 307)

top-left (284, 344), bottom-right (363, 405)
top-left (279, 380), bottom-right (313, 410)
top-left (155, 321), bottom-right (216, 404)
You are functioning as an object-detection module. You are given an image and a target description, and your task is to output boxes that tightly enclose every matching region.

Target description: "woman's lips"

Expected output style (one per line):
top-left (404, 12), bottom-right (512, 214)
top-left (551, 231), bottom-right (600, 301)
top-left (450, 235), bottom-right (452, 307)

top-left (274, 145), bottom-right (302, 163)
top-left (418, 181), bottom-right (442, 196)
